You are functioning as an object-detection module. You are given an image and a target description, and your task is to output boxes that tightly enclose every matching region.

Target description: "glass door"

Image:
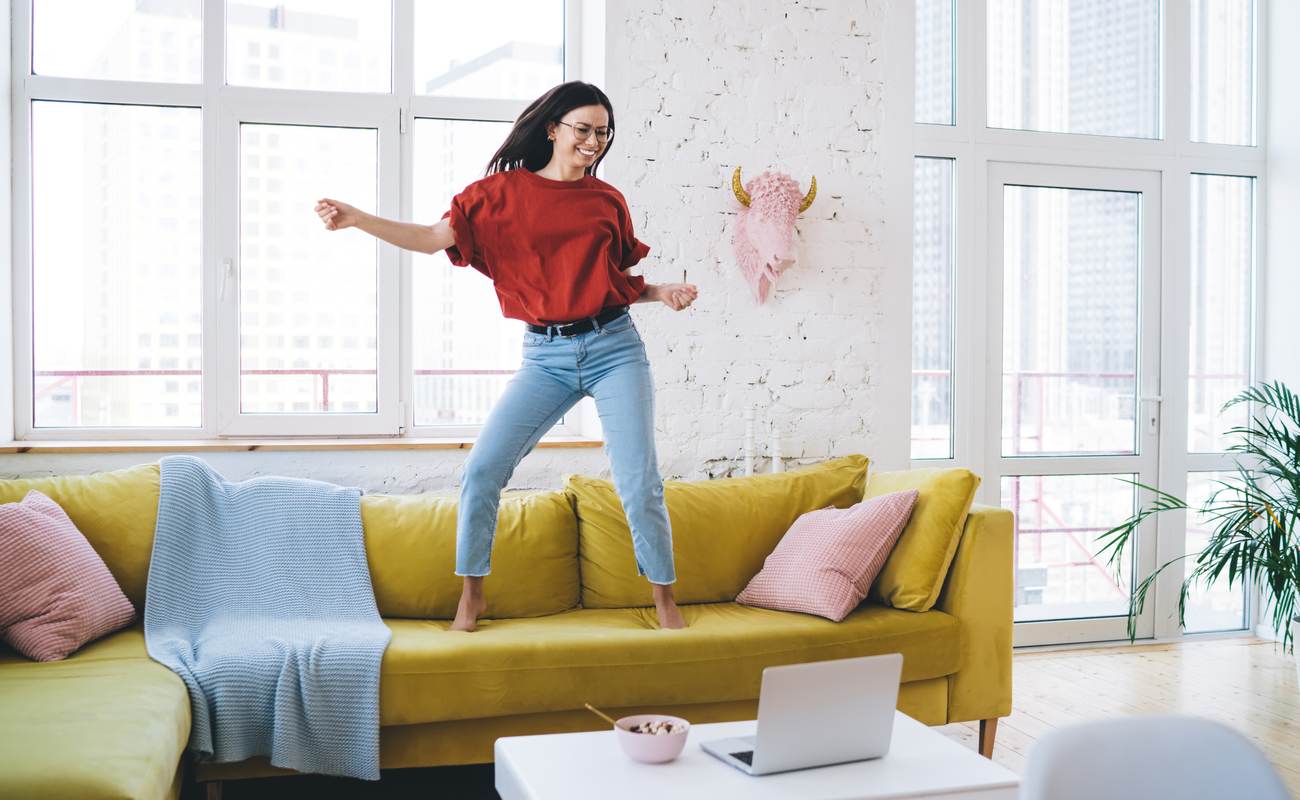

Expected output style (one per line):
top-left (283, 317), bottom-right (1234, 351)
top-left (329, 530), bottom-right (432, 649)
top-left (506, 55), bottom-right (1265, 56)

top-left (987, 163), bottom-right (1162, 646)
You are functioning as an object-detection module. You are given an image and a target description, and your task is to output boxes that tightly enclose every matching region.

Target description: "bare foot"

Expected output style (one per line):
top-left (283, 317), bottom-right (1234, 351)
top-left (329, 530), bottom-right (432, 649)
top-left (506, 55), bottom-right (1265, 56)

top-left (652, 583), bottom-right (687, 630)
top-left (450, 576), bottom-right (487, 632)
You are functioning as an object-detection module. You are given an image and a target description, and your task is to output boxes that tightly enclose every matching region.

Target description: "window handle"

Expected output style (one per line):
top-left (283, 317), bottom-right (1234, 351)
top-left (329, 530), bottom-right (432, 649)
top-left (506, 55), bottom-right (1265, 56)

top-left (1141, 395), bottom-right (1162, 435)
top-left (219, 258), bottom-right (235, 301)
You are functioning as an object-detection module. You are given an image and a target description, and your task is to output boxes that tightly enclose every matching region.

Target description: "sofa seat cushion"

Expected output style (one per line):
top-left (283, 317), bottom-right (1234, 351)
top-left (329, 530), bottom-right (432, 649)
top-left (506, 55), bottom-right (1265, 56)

top-left (379, 601), bottom-right (960, 726)
top-left (0, 627), bottom-right (190, 800)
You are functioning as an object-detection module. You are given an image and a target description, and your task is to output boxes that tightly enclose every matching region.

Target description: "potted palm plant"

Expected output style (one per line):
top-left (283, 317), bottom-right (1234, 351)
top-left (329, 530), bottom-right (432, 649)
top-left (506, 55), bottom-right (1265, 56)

top-left (1097, 382), bottom-right (1299, 670)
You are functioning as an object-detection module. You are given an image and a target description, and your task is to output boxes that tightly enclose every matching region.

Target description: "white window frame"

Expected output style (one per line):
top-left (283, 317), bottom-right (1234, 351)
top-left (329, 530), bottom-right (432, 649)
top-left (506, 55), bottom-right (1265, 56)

top-left (10, 0), bottom-right (589, 440)
top-left (910, 0), bottom-right (1268, 644)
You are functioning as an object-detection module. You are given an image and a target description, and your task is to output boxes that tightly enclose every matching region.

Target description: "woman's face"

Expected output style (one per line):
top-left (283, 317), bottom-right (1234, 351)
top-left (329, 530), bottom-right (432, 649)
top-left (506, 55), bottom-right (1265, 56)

top-left (549, 104), bottom-right (611, 170)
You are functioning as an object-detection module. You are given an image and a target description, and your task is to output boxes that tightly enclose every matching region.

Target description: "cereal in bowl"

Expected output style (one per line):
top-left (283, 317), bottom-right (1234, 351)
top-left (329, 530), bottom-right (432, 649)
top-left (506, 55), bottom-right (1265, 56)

top-left (628, 719), bottom-right (679, 735)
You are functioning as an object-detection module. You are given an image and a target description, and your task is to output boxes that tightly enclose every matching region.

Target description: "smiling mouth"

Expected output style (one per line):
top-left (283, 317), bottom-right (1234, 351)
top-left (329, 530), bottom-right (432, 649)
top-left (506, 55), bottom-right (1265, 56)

top-left (577, 147), bottom-right (598, 157)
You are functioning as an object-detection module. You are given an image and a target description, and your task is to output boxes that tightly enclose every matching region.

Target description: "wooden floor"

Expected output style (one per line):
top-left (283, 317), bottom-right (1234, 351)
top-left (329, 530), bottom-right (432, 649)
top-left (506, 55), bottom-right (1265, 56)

top-left (211, 636), bottom-right (1299, 798)
top-left (938, 636), bottom-right (1300, 797)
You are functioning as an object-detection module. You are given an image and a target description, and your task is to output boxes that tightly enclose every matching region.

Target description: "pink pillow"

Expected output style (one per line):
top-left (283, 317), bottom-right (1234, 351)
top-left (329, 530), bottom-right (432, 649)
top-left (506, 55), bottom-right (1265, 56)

top-left (0, 489), bottom-right (135, 661)
top-left (736, 489), bottom-right (919, 621)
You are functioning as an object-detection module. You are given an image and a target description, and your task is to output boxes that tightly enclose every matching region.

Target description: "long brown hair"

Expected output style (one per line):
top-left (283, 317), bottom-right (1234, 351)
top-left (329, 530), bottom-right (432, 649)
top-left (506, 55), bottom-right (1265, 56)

top-left (485, 81), bottom-right (616, 177)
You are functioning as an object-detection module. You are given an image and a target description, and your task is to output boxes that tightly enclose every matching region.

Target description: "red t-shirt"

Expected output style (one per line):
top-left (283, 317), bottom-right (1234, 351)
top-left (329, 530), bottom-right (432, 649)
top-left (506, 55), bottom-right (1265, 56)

top-left (441, 169), bottom-right (651, 326)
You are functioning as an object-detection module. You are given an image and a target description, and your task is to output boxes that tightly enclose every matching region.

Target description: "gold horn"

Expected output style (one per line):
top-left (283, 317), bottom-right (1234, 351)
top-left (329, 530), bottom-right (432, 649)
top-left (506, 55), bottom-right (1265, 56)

top-left (731, 166), bottom-right (751, 208)
top-left (799, 176), bottom-right (817, 213)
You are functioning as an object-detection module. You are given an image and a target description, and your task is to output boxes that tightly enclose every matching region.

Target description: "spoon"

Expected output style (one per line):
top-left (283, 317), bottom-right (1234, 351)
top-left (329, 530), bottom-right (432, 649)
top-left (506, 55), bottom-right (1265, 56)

top-left (584, 703), bottom-right (621, 729)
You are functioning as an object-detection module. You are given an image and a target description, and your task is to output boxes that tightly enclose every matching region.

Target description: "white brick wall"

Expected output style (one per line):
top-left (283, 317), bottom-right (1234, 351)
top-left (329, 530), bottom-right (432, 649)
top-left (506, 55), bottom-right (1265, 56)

top-left (0, 0), bottom-right (910, 491)
top-left (605, 0), bottom-right (909, 480)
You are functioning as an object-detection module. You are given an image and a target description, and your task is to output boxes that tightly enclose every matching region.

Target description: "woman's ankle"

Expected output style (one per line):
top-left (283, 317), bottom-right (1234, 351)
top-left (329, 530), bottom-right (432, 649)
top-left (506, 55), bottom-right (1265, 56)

top-left (458, 576), bottom-right (486, 608)
top-left (651, 582), bottom-right (677, 605)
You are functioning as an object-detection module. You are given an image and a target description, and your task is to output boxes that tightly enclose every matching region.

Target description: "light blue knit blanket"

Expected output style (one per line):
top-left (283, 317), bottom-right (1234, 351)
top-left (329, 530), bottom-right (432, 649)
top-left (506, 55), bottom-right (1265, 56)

top-left (144, 455), bottom-right (391, 781)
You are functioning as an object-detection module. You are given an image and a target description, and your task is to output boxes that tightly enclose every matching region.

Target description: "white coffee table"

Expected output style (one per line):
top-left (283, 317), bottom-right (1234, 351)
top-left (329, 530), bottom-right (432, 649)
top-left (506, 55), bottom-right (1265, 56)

top-left (495, 711), bottom-right (1019, 799)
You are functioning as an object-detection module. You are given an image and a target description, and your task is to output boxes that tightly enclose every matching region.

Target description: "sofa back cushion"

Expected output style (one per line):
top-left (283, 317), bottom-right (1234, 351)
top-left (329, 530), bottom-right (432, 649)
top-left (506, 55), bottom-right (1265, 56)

top-left (566, 454), bottom-right (869, 608)
top-left (867, 467), bottom-right (981, 611)
top-left (0, 463), bottom-right (160, 610)
top-left (361, 489), bottom-right (578, 619)
top-left (0, 463), bottom-right (579, 620)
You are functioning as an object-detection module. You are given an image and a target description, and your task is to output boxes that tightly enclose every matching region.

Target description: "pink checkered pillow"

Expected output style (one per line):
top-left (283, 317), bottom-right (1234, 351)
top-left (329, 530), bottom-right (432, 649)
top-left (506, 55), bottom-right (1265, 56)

top-left (736, 489), bottom-right (919, 621)
top-left (0, 489), bottom-right (135, 661)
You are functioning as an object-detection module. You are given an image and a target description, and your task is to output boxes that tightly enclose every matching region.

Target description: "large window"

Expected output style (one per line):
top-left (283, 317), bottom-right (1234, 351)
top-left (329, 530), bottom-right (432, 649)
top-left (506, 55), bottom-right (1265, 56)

top-left (32, 102), bottom-right (203, 428)
top-left (410, 118), bottom-right (515, 427)
top-left (1188, 173), bottom-right (1255, 453)
top-left (911, 0), bottom-right (1261, 645)
top-left (911, 157), bottom-right (955, 459)
top-left (15, 0), bottom-right (577, 439)
top-left (986, 0), bottom-right (1162, 139)
top-left (237, 124), bottom-right (379, 416)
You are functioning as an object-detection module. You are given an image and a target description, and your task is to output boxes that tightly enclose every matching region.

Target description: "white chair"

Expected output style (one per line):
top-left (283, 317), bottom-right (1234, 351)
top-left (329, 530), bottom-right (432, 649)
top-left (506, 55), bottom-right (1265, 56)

top-left (1021, 715), bottom-right (1289, 800)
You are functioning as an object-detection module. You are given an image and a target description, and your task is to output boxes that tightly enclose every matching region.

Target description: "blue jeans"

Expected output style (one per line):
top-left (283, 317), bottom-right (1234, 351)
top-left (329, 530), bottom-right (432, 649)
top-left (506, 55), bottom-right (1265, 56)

top-left (455, 309), bottom-right (677, 585)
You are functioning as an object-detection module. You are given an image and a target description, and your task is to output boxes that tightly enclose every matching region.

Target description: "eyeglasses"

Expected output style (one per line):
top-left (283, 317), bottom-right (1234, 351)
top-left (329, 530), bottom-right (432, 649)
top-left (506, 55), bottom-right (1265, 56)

top-left (556, 121), bottom-right (614, 144)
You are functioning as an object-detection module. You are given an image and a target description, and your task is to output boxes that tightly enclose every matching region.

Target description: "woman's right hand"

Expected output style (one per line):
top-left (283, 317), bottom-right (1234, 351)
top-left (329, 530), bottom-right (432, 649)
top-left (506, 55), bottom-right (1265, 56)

top-left (315, 198), bottom-right (362, 231)
top-left (653, 282), bottom-right (698, 311)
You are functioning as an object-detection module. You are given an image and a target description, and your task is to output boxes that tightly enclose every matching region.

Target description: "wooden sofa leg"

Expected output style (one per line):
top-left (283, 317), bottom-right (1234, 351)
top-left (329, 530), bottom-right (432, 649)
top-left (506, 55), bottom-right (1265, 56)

top-left (205, 780), bottom-right (223, 800)
top-left (978, 718), bottom-right (998, 759)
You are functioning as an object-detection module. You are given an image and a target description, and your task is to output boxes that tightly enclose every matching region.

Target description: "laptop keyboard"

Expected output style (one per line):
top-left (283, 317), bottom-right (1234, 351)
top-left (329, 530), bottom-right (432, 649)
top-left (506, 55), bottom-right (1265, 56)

top-left (731, 751), bottom-right (754, 765)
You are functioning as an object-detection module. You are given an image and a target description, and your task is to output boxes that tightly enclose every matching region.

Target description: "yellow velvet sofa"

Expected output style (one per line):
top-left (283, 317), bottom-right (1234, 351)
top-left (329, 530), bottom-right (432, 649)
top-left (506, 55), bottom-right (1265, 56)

top-left (0, 455), bottom-right (1012, 799)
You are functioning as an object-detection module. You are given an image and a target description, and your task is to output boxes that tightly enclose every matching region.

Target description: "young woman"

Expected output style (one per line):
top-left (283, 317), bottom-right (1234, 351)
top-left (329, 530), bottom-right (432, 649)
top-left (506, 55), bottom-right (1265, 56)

top-left (315, 81), bottom-right (698, 632)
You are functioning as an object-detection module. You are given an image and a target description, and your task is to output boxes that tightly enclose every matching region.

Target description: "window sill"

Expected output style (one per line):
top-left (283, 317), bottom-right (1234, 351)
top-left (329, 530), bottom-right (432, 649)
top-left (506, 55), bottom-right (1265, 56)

top-left (0, 436), bottom-right (605, 455)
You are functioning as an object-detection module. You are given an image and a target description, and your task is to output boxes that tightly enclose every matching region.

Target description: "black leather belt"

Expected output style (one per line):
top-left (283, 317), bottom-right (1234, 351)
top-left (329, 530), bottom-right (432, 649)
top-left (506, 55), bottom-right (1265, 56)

top-left (526, 305), bottom-right (629, 337)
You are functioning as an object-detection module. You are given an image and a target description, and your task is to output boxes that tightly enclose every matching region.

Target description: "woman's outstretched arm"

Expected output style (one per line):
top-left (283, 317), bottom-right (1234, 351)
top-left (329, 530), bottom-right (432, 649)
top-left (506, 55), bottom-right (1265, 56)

top-left (315, 198), bottom-right (455, 255)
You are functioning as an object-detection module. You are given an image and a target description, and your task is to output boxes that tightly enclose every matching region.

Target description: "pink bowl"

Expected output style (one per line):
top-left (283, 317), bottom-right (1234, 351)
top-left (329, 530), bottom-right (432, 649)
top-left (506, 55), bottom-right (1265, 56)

top-left (613, 714), bottom-right (691, 763)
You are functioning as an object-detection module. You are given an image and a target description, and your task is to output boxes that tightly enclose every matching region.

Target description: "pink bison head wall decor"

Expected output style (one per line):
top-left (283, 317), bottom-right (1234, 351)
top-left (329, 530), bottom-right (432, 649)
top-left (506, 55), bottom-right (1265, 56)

top-left (730, 166), bottom-right (817, 304)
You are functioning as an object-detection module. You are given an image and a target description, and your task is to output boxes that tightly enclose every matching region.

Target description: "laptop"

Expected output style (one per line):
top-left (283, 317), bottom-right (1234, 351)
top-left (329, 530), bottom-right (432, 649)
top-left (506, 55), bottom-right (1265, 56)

top-left (700, 653), bottom-right (903, 776)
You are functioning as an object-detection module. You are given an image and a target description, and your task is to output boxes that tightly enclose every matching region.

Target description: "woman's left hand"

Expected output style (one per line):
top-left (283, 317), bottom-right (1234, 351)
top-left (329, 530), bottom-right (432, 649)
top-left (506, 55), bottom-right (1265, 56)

top-left (655, 282), bottom-right (698, 311)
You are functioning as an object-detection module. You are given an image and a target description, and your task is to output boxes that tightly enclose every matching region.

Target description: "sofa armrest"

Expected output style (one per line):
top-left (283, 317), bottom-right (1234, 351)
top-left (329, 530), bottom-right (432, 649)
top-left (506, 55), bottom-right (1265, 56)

top-left (935, 504), bottom-right (1013, 723)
